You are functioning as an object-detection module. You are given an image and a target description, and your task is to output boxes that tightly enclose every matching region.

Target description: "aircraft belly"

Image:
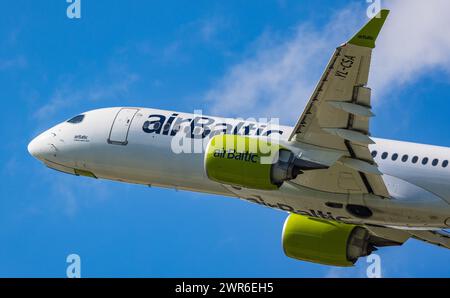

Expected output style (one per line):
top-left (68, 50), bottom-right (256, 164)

top-left (221, 179), bottom-right (450, 228)
top-left (86, 136), bottom-right (231, 196)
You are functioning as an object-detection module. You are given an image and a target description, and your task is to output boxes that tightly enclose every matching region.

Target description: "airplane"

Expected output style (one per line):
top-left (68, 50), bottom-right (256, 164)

top-left (28, 9), bottom-right (450, 267)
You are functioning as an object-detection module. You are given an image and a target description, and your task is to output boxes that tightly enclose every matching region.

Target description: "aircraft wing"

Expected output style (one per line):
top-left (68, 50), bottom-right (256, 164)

top-left (289, 10), bottom-right (390, 198)
top-left (363, 226), bottom-right (450, 250)
top-left (408, 230), bottom-right (450, 249)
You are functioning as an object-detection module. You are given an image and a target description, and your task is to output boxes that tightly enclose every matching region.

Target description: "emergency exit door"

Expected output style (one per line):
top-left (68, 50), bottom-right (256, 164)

top-left (108, 108), bottom-right (139, 145)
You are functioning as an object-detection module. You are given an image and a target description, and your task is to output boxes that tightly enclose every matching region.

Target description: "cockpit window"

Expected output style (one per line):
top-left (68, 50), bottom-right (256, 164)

top-left (67, 115), bottom-right (85, 124)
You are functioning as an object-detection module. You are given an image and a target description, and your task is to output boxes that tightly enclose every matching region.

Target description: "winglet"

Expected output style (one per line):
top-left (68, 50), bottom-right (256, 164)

top-left (348, 9), bottom-right (389, 48)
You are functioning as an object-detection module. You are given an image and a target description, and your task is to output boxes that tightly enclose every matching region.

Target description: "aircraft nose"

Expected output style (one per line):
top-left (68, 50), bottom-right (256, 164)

top-left (27, 134), bottom-right (57, 160)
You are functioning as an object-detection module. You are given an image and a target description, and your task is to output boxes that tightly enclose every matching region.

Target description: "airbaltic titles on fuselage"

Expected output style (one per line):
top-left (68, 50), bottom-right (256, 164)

top-left (142, 113), bottom-right (284, 139)
top-left (243, 197), bottom-right (350, 222)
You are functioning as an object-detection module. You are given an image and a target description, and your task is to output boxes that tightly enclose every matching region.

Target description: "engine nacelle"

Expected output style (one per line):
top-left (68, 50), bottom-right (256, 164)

top-left (282, 214), bottom-right (373, 267)
top-left (204, 135), bottom-right (300, 190)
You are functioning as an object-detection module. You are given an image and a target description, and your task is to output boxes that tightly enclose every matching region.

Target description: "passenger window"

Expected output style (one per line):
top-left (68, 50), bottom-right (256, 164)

top-left (163, 123), bottom-right (171, 133)
top-left (67, 115), bottom-right (85, 124)
top-left (401, 155), bottom-right (408, 162)
top-left (412, 156), bottom-right (419, 164)
top-left (381, 152), bottom-right (388, 159)
top-left (422, 157), bottom-right (429, 165)
top-left (151, 122), bottom-right (161, 130)
top-left (391, 153), bottom-right (398, 161)
top-left (443, 160), bottom-right (449, 168)
top-left (371, 151), bottom-right (377, 158)
top-left (432, 159), bottom-right (439, 166)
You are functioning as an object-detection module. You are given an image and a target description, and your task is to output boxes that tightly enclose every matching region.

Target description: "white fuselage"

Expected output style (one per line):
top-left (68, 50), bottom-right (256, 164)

top-left (28, 107), bottom-right (450, 229)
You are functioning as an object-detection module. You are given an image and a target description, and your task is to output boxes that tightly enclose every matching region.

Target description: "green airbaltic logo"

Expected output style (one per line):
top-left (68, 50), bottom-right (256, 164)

top-left (357, 34), bottom-right (374, 41)
top-left (213, 149), bottom-right (259, 163)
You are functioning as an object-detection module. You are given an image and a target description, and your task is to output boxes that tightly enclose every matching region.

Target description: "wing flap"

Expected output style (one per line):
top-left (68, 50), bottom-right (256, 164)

top-left (409, 230), bottom-right (450, 249)
top-left (339, 157), bottom-right (381, 175)
top-left (322, 128), bottom-right (374, 145)
top-left (328, 101), bottom-right (374, 118)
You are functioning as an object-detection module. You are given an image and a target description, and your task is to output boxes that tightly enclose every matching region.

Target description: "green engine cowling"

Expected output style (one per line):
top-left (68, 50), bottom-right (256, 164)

top-left (282, 214), bottom-right (373, 267)
top-left (204, 134), bottom-right (300, 190)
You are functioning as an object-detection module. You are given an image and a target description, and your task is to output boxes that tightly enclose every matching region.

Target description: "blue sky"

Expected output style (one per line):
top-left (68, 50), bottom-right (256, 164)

top-left (1, 0), bottom-right (450, 277)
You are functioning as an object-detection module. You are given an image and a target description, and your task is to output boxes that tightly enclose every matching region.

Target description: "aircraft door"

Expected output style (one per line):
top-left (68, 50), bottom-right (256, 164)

top-left (108, 108), bottom-right (139, 145)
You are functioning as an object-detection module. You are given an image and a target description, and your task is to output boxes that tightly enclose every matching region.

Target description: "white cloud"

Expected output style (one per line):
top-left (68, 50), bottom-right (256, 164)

top-left (372, 0), bottom-right (450, 95)
top-left (204, 6), bottom-right (361, 123)
top-left (204, 0), bottom-right (450, 124)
